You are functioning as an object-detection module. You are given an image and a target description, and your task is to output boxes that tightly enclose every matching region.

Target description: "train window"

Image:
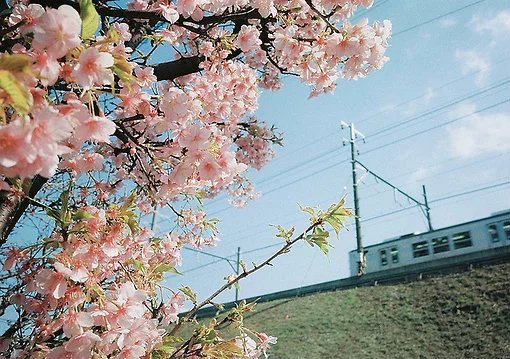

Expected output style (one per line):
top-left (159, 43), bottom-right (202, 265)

top-left (412, 241), bottom-right (429, 258)
top-left (452, 231), bottom-right (472, 249)
top-left (504, 221), bottom-right (510, 240)
top-left (391, 247), bottom-right (399, 263)
top-left (380, 250), bottom-right (388, 266)
top-left (432, 236), bottom-right (449, 253)
top-left (487, 224), bottom-right (499, 242)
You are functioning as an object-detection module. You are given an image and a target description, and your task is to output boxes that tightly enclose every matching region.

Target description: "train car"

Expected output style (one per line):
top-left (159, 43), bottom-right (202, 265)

top-left (349, 209), bottom-right (510, 276)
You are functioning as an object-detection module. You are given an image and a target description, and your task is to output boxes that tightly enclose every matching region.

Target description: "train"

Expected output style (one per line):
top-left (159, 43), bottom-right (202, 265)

top-left (349, 209), bottom-right (510, 276)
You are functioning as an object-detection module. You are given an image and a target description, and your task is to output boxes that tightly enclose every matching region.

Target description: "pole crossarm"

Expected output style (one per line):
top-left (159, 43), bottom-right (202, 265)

top-left (354, 160), bottom-right (427, 208)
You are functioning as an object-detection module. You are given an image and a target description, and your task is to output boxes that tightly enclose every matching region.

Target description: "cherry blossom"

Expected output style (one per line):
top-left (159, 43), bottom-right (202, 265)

top-left (0, 0), bottom-right (389, 357)
top-left (31, 5), bottom-right (81, 59)
top-left (73, 47), bottom-right (115, 90)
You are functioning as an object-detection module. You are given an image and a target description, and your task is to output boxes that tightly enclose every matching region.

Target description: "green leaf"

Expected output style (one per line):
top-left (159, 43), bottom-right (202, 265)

top-left (323, 197), bottom-right (352, 236)
top-left (163, 336), bottom-right (183, 345)
top-left (305, 226), bottom-right (331, 255)
top-left (0, 70), bottom-right (32, 115)
top-left (270, 224), bottom-right (295, 242)
top-left (72, 209), bottom-right (94, 221)
top-left (299, 204), bottom-right (318, 223)
top-left (132, 259), bottom-right (144, 272)
top-left (0, 54), bottom-right (32, 73)
top-left (154, 264), bottom-right (181, 275)
top-left (79, 0), bottom-right (100, 40)
top-left (179, 286), bottom-right (197, 304)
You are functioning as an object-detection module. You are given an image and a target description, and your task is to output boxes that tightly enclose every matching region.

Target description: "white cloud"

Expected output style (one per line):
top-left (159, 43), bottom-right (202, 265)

top-left (471, 10), bottom-right (510, 38)
top-left (455, 49), bottom-right (490, 87)
top-left (401, 87), bottom-right (436, 116)
top-left (446, 104), bottom-right (510, 158)
top-left (439, 17), bottom-right (457, 28)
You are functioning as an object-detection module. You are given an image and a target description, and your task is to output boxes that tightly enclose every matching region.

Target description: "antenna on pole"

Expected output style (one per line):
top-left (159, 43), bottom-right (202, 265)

top-left (235, 247), bottom-right (241, 301)
top-left (150, 205), bottom-right (158, 231)
top-left (342, 121), bottom-right (366, 276)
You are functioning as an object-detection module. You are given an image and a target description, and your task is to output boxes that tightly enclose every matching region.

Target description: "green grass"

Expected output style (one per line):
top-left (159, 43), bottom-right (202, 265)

top-left (234, 262), bottom-right (510, 359)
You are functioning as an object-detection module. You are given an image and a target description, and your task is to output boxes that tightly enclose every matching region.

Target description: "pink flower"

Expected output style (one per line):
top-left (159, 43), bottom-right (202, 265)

top-left (157, 3), bottom-right (179, 23)
top-left (159, 87), bottom-right (194, 124)
top-left (73, 47), bottom-right (115, 90)
top-left (197, 152), bottom-right (221, 182)
top-left (62, 310), bottom-right (94, 337)
top-left (252, 0), bottom-right (276, 18)
top-left (54, 262), bottom-right (89, 283)
top-left (73, 115), bottom-right (116, 144)
top-left (8, 4), bottom-right (45, 34)
top-left (64, 331), bottom-right (101, 358)
top-left (178, 125), bottom-right (211, 152)
top-left (30, 50), bottom-right (60, 86)
top-left (32, 5), bottom-right (81, 59)
top-left (112, 22), bottom-right (132, 42)
top-left (134, 66), bottom-right (157, 87)
top-left (2, 247), bottom-right (25, 271)
top-left (176, 0), bottom-right (199, 18)
top-left (256, 332), bottom-right (277, 356)
top-left (160, 292), bottom-right (185, 326)
top-left (35, 268), bottom-right (67, 299)
top-left (237, 25), bottom-right (261, 53)
top-left (75, 152), bottom-right (104, 173)
top-left (0, 118), bottom-right (34, 170)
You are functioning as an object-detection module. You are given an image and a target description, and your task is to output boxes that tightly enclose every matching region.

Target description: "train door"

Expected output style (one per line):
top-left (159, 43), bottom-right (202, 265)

top-left (378, 246), bottom-right (400, 270)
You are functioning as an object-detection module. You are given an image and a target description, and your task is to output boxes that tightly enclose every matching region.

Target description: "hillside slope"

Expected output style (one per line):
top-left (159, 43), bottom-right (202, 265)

top-left (241, 262), bottom-right (510, 359)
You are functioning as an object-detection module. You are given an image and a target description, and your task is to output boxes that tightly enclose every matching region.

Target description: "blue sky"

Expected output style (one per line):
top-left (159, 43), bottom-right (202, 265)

top-left (159, 0), bottom-right (510, 304)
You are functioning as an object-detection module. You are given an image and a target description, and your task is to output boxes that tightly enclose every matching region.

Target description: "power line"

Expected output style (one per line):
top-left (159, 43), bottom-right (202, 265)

top-left (358, 57), bottom-right (510, 126)
top-left (256, 146), bottom-right (342, 186)
top-left (430, 181), bottom-right (510, 203)
top-left (363, 98), bottom-right (510, 155)
top-left (208, 157), bottom-right (350, 216)
top-left (366, 79), bottom-right (510, 139)
top-left (393, 0), bottom-right (487, 37)
top-left (358, 152), bottom-right (510, 201)
top-left (182, 254), bottom-right (237, 274)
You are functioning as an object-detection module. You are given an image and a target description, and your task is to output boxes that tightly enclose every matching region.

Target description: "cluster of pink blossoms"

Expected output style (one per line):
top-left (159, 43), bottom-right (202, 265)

top-left (0, 0), bottom-right (390, 357)
top-left (2, 205), bottom-right (187, 358)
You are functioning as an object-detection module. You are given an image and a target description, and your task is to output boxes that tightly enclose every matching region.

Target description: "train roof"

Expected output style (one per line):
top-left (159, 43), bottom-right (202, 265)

top-left (348, 209), bottom-right (510, 253)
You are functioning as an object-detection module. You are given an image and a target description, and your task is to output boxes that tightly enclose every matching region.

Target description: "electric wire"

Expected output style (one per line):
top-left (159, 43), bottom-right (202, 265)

top-left (366, 79), bottom-right (510, 139)
top-left (362, 98), bottom-right (510, 156)
top-left (392, 0), bottom-right (487, 37)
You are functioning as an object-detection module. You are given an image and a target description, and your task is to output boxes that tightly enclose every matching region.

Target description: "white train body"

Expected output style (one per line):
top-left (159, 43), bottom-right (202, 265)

top-left (349, 210), bottom-right (510, 276)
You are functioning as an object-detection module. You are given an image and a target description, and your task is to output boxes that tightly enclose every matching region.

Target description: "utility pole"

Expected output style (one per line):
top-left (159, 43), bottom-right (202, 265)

top-left (342, 121), bottom-right (365, 276)
top-left (422, 185), bottom-right (433, 231)
top-left (150, 206), bottom-right (157, 231)
top-left (235, 247), bottom-right (241, 301)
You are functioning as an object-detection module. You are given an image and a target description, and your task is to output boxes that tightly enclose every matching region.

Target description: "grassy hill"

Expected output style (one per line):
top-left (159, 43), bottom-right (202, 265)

top-left (238, 262), bottom-right (510, 359)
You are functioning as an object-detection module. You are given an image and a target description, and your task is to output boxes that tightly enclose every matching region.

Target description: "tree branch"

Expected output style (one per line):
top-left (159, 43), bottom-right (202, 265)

top-left (168, 219), bottom-right (322, 357)
top-left (0, 176), bottom-right (47, 248)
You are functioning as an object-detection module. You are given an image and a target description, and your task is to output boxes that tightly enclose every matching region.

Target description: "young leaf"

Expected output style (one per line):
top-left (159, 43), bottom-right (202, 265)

top-left (305, 226), bottom-right (331, 255)
top-left (0, 54), bottom-right (32, 73)
top-left (179, 286), bottom-right (197, 304)
top-left (154, 264), bottom-right (181, 275)
top-left (324, 197), bottom-right (352, 236)
top-left (0, 70), bottom-right (32, 114)
top-left (79, 0), bottom-right (100, 40)
top-left (270, 224), bottom-right (295, 242)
